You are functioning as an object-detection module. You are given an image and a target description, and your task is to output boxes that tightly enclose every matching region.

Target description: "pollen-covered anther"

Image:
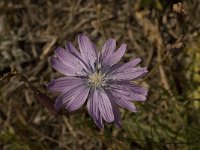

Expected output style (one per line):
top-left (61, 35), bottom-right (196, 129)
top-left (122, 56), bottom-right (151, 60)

top-left (88, 71), bottom-right (105, 87)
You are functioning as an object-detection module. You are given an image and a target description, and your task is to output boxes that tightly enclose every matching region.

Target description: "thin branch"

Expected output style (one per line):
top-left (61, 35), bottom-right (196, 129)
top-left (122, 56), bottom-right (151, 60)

top-left (0, 69), bottom-right (84, 116)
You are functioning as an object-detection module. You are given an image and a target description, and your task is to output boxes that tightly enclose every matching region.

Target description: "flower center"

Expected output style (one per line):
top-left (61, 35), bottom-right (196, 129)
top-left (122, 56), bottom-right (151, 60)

top-left (88, 71), bottom-right (105, 87)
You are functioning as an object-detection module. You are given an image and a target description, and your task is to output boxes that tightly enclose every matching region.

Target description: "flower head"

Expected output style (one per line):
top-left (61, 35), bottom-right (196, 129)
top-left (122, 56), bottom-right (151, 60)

top-left (46, 34), bottom-right (148, 128)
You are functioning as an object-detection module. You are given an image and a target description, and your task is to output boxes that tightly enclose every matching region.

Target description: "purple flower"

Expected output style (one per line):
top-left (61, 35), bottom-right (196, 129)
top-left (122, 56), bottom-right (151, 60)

top-left (46, 34), bottom-right (148, 128)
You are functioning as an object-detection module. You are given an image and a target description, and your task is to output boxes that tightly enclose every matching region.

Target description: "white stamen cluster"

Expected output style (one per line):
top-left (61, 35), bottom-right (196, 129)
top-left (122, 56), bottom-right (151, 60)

top-left (88, 71), bottom-right (105, 87)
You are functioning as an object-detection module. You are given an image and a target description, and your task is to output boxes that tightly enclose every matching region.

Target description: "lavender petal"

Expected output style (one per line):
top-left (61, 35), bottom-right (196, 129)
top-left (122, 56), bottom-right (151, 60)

top-left (55, 47), bottom-right (88, 75)
top-left (108, 93), bottom-right (122, 127)
top-left (50, 57), bottom-right (77, 76)
top-left (66, 42), bottom-right (91, 74)
top-left (66, 42), bottom-right (82, 58)
top-left (94, 115), bottom-right (104, 129)
top-left (104, 44), bottom-right (126, 69)
top-left (112, 94), bottom-right (137, 112)
top-left (46, 76), bottom-right (88, 92)
top-left (98, 89), bottom-right (114, 122)
top-left (108, 82), bottom-right (147, 101)
top-left (78, 34), bottom-right (97, 70)
top-left (101, 39), bottom-right (116, 65)
top-left (107, 67), bottom-right (148, 81)
top-left (87, 88), bottom-right (99, 120)
top-left (109, 58), bottom-right (141, 74)
top-left (54, 85), bottom-right (86, 111)
top-left (87, 88), bottom-right (105, 128)
top-left (66, 85), bottom-right (90, 111)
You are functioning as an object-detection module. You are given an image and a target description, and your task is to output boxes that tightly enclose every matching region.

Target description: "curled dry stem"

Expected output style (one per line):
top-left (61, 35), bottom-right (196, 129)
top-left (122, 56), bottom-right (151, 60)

top-left (0, 68), bottom-right (85, 116)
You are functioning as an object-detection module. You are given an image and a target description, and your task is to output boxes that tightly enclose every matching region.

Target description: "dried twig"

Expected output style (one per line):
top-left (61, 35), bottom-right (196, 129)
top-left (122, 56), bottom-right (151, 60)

top-left (0, 68), bottom-right (85, 116)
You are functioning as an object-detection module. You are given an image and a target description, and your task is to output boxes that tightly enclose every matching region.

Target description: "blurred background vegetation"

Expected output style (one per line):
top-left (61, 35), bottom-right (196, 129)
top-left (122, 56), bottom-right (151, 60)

top-left (0, 0), bottom-right (200, 149)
